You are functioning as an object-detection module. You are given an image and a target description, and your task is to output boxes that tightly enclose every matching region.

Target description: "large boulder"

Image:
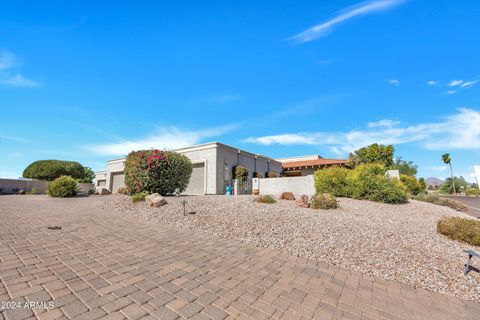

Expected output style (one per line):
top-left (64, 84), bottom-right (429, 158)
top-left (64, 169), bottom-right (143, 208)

top-left (145, 193), bottom-right (167, 207)
top-left (95, 187), bottom-right (111, 195)
top-left (295, 195), bottom-right (310, 208)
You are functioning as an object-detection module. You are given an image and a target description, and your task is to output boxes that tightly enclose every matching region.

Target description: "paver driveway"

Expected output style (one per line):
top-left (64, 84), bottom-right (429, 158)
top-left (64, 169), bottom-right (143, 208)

top-left (0, 196), bottom-right (479, 320)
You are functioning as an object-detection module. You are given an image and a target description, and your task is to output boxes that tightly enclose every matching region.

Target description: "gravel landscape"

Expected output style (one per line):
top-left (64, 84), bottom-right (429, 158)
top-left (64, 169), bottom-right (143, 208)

top-left (98, 194), bottom-right (480, 302)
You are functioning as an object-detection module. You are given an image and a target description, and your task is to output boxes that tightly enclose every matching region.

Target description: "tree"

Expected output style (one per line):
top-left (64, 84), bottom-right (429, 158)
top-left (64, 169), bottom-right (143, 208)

top-left (347, 144), bottom-right (394, 168)
top-left (389, 157), bottom-right (417, 176)
top-left (440, 176), bottom-right (468, 194)
top-left (441, 153), bottom-right (456, 194)
top-left (23, 160), bottom-right (86, 181)
top-left (77, 167), bottom-right (95, 183)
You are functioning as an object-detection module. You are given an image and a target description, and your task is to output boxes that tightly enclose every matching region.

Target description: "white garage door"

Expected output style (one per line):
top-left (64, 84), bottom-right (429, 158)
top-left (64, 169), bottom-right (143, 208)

top-left (111, 173), bottom-right (125, 193)
top-left (184, 163), bottom-right (205, 195)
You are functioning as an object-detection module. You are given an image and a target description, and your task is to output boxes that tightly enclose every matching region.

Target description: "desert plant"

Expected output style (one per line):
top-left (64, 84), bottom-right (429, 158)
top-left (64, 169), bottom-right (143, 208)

top-left (439, 177), bottom-right (469, 194)
top-left (347, 143), bottom-right (395, 168)
top-left (117, 186), bottom-right (130, 195)
top-left (310, 193), bottom-right (338, 210)
top-left (30, 187), bottom-right (39, 195)
top-left (124, 150), bottom-right (192, 195)
top-left (400, 174), bottom-right (424, 195)
top-left (131, 191), bottom-right (149, 203)
top-left (280, 192), bottom-right (295, 200)
top-left (47, 176), bottom-right (79, 198)
top-left (314, 166), bottom-right (352, 197)
top-left (18, 189), bottom-right (25, 195)
top-left (388, 157), bottom-right (417, 176)
top-left (256, 195), bottom-right (276, 204)
top-left (437, 217), bottom-right (480, 246)
top-left (23, 160), bottom-right (86, 181)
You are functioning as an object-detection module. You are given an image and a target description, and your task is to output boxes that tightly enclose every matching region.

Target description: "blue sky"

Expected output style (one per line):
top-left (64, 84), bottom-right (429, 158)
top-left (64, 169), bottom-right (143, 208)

top-left (0, 0), bottom-right (479, 181)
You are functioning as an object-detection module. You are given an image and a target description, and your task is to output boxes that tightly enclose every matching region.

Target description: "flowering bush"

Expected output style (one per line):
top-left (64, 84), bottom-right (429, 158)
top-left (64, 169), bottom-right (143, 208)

top-left (124, 150), bottom-right (192, 196)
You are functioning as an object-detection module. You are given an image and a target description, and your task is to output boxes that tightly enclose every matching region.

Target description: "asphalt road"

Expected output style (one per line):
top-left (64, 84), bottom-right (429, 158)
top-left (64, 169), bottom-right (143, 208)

top-left (441, 195), bottom-right (480, 218)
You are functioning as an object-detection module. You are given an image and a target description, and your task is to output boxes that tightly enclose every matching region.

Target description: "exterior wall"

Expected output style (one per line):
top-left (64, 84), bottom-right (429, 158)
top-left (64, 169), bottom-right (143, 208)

top-left (178, 147), bottom-right (216, 194)
top-left (95, 171), bottom-right (107, 187)
top-left (254, 175), bottom-right (315, 197)
top-left (215, 144), bottom-right (282, 195)
top-left (106, 160), bottom-right (126, 191)
top-left (0, 179), bottom-right (48, 194)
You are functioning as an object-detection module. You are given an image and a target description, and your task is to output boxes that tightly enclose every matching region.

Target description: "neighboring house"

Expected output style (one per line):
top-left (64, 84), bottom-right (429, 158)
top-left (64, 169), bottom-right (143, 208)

top-left (95, 142), bottom-right (282, 195)
top-left (277, 155), bottom-right (347, 176)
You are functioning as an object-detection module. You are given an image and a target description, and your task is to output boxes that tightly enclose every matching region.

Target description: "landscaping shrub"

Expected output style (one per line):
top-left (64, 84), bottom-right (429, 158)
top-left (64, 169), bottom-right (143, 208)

top-left (437, 217), bottom-right (480, 246)
top-left (18, 190), bottom-right (25, 195)
top-left (400, 174), bottom-right (424, 195)
top-left (349, 163), bottom-right (408, 204)
top-left (233, 166), bottom-right (248, 179)
top-left (124, 150), bottom-right (192, 195)
top-left (131, 191), bottom-right (149, 203)
top-left (23, 160), bottom-right (86, 181)
top-left (412, 194), bottom-right (468, 212)
top-left (47, 176), bottom-right (79, 198)
top-left (256, 195), bottom-right (276, 204)
top-left (117, 186), bottom-right (130, 195)
top-left (280, 192), bottom-right (295, 200)
top-left (310, 193), bottom-right (338, 210)
top-left (466, 188), bottom-right (480, 196)
top-left (30, 187), bottom-right (39, 195)
top-left (314, 166), bottom-right (352, 197)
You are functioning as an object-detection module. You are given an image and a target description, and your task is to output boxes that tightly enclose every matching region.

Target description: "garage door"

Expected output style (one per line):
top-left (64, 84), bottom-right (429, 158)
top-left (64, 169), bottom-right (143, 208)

top-left (184, 163), bottom-right (205, 195)
top-left (111, 172), bottom-right (125, 193)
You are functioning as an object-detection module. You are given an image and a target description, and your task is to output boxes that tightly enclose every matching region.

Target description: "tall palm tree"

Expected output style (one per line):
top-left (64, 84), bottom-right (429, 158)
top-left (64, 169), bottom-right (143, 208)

top-left (442, 153), bottom-right (456, 194)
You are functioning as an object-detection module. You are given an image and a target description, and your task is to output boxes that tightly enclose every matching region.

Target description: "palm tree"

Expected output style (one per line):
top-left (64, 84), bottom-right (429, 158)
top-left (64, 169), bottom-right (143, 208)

top-left (442, 153), bottom-right (456, 194)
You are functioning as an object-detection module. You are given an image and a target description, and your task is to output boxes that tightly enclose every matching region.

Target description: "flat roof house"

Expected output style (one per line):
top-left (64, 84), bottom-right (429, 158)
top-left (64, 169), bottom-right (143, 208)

top-left (277, 155), bottom-right (347, 176)
top-left (95, 142), bottom-right (283, 195)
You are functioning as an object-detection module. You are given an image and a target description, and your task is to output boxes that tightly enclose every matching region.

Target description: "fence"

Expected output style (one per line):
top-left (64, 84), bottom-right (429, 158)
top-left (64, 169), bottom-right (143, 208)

top-left (0, 178), bottom-right (94, 195)
top-left (252, 175), bottom-right (315, 197)
top-left (233, 177), bottom-right (252, 195)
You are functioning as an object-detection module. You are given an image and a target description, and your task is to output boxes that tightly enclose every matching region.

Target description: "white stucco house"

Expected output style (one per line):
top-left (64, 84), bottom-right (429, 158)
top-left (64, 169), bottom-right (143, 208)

top-left (95, 142), bottom-right (282, 195)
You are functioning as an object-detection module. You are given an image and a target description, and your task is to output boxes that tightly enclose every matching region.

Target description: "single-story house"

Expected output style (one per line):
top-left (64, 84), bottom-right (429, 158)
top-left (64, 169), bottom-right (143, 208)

top-left (277, 155), bottom-right (347, 176)
top-left (95, 142), bottom-right (283, 195)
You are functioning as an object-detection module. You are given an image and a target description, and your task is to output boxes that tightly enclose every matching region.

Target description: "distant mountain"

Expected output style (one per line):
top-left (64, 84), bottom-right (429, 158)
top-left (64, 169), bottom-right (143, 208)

top-left (426, 177), bottom-right (444, 187)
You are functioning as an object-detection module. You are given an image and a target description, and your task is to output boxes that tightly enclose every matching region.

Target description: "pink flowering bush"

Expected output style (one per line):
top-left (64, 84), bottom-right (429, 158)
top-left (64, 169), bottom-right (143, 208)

top-left (124, 149), bottom-right (192, 195)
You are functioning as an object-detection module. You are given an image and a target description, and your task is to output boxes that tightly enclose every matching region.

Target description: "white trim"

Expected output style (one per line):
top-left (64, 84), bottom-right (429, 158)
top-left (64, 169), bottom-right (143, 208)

top-left (107, 158), bottom-right (126, 164)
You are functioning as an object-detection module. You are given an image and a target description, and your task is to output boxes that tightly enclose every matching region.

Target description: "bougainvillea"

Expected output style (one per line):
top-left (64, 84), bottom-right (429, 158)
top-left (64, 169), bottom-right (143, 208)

top-left (124, 149), bottom-right (192, 195)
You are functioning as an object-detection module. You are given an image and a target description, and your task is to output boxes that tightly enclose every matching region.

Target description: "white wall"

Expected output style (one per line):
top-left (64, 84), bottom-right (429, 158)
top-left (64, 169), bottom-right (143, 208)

top-left (180, 148), bottom-right (217, 194)
top-left (255, 175), bottom-right (315, 197)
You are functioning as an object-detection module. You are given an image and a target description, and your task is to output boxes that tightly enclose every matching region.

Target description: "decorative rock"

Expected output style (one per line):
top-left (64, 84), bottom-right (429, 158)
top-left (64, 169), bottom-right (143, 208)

top-left (145, 193), bottom-right (167, 207)
top-left (280, 192), bottom-right (295, 201)
top-left (295, 195), bottom-right (309, 208)
top-left (95, 187), bottom-right (111, 195)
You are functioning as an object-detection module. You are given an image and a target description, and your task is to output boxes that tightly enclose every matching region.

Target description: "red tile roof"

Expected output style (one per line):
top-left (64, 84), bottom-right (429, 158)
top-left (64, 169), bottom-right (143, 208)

top-left (282, 158), bottom-right (347, 169)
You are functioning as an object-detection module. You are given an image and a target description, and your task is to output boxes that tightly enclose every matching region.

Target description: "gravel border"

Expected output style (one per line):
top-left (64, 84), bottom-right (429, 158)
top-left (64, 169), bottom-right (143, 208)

top-left (97, 194), bottom-right (480, 302)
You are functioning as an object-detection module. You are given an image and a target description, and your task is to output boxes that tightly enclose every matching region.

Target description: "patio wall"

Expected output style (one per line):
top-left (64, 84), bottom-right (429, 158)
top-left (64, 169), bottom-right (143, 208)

top-left (253, 175), bottom-right (315, 197)
top-left (0, 178), bottom-right (47, 194)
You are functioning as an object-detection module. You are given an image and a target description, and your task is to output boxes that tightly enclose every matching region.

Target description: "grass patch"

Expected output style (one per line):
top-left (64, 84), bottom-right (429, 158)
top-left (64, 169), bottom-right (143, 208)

top-left (437, 217), bottom-right (480, 246)
top-left (256, 195), bottom-right (276, 204)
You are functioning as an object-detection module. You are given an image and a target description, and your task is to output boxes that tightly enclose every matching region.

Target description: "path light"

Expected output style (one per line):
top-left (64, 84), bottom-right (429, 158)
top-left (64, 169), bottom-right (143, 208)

top-left (181, 200), bottom-right (187, 215)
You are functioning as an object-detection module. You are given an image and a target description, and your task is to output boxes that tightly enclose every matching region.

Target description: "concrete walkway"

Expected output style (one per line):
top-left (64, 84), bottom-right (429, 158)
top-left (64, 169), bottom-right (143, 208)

top-left (0, 196), bottom-right (479, 320)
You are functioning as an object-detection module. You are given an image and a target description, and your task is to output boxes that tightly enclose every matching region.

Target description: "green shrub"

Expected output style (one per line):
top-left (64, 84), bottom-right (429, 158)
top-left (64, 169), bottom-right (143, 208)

top-left (310, 193), bottom-right (338, 210)
top-left (18, 190), bottom-right (25, 195)
top-left (412, 193), bottom-right (439, 204)
top-left (256, 195), bottom-right (276, 204)
top-left (23, 160), bottom-right (86, 181)
top-left (466, 188), bottom-right (480, 196)
top-left (349, 164), bottom-right (408, 204)
top-left (125, 150), bottom-right (192, 195)
top-left (47, 176), bottom-right (79, 198)
top-left (400, 174), bottom-right (424, 195)
top-left (77, 167), bottom-right (95, 183)
top-left (437, 217), bottom-right (480, 246)
top-left (314, 166), bottom-right (352, 197)
top-left (30, 187), bottom-right (39, 195)
top-left (131, 191), bottom-right (149, 203)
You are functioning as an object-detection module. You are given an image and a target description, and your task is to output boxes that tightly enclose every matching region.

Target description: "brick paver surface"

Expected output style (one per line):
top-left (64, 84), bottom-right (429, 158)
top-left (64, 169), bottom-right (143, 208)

top-left (1, 195), bottom-right (479, 320)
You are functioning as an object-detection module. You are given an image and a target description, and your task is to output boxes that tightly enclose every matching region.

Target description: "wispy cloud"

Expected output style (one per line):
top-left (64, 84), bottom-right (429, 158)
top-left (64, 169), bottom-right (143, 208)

top-left (289, 0), bottom-right (405, 43)
top-left (0, 49), bottom-right (40, 87)
top-left (427, 165), bottom-right (447, 172)
top-left (386, 79), bottom-right (400, 86)
top-left (244, 108), bottom-right (480, 154)
top-left (427, 80), bottom-right (438, 86)
top-left (445, 78), bottom-right (479, 94)
top-left (84, 125), bottom-right (236, 156)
